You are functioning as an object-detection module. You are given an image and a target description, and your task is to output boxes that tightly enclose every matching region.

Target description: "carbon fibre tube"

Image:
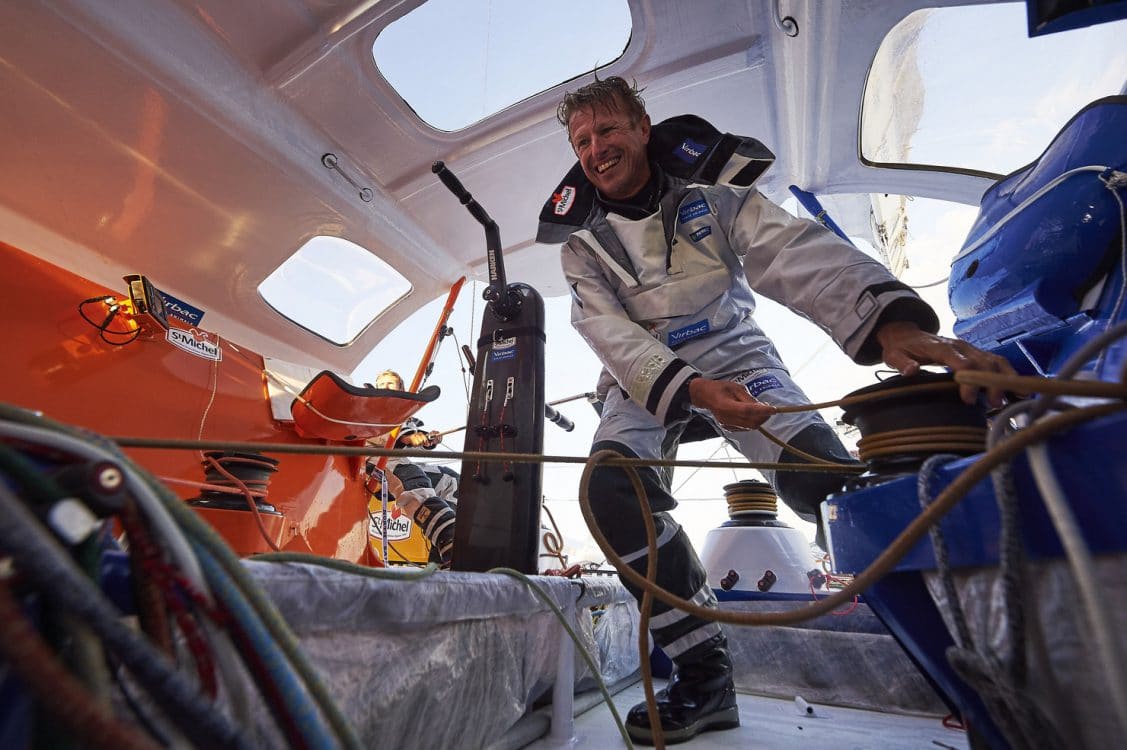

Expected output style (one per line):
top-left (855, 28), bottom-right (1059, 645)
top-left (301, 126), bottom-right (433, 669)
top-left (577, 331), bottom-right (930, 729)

top-left (544, 404), bottom-right (575, 432)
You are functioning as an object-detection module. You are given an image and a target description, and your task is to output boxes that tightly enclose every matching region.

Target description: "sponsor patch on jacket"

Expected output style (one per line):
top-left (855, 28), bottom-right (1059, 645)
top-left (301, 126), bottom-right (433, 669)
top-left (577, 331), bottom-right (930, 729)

top-left (667, 319), bottom-right (710, 347)
top-left (674, 138), bottom-right (707, 164)
top-left (689, 226), bottom-right (712, 243)
top-left (678, 199), bottom-right (710, 223)
top-left (745, 373), bottom-right (783, 398)
top-left (552, 186), bottom-right (576, 216)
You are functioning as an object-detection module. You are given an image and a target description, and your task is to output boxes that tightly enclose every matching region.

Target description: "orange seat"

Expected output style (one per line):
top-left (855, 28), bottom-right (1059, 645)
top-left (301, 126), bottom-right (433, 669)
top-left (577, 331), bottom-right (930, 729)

top-left (290, 370), bottom-right (439, 442)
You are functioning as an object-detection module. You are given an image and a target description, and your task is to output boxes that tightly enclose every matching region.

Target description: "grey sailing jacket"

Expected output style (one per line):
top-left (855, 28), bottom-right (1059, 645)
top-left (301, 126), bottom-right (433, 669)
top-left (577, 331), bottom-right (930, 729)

top-left (537, 116), bottom-right (937, 425)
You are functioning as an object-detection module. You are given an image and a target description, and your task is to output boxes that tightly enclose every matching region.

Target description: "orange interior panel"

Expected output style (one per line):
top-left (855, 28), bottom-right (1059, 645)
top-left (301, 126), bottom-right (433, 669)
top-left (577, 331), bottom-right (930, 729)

top-left (2, 240), bottom-right (382, 565)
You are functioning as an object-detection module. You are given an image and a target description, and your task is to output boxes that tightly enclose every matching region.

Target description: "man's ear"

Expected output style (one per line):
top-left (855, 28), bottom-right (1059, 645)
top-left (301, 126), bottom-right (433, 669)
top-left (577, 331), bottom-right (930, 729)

top-left (639, 114), bottom-right (652, 143)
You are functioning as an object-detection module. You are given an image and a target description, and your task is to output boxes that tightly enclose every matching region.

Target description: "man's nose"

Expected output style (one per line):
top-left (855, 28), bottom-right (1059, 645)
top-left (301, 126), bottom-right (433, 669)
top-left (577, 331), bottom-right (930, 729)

top-left (590, 132), bottom-right (607, 156)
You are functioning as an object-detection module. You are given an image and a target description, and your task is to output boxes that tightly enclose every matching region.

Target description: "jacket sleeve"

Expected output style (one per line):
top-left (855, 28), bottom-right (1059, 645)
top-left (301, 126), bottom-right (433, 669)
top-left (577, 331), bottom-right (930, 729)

top-left (723, 190), bottom-right (939, 364)
top-left (562, 236), bottom-right (698, 423)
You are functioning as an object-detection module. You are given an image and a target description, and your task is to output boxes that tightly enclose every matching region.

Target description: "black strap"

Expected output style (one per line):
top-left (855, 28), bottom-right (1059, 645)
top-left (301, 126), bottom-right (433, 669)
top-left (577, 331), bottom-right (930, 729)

top-left (476, 326), bottom-right (546, 350)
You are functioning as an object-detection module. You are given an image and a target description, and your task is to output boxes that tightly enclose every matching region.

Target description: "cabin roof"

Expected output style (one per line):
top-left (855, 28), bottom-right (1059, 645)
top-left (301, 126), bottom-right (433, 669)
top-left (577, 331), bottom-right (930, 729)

top-left (2, 0), bottom-right (1113, 372)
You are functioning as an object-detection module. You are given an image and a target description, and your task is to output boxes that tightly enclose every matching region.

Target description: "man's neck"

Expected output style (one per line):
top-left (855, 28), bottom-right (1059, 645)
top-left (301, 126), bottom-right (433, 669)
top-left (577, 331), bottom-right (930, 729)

top-left (598, 163), bottom-right (663, 220)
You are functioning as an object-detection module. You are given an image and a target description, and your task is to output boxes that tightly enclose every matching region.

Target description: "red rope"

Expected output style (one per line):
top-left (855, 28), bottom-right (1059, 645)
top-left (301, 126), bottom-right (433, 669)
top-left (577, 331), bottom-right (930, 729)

top-left (205, 454), bottom-right (281, 552)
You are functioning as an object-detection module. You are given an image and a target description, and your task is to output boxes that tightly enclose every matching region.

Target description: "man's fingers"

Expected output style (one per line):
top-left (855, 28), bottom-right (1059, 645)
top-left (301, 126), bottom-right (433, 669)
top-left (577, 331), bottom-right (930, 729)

top-left (883, 349), bottom-right (920, 377)
top-left (719, 400), bottom-right (777, 431)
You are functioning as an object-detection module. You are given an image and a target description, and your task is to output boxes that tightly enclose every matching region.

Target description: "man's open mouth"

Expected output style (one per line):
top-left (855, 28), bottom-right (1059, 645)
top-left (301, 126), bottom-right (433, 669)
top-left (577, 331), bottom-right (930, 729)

top-left (596, 156), bottom-right (621, 174)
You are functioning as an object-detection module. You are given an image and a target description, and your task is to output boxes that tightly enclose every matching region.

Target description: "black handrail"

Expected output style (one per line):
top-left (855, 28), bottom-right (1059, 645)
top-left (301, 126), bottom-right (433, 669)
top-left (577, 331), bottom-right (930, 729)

top-left (432, 161), bottom-right (517, 319)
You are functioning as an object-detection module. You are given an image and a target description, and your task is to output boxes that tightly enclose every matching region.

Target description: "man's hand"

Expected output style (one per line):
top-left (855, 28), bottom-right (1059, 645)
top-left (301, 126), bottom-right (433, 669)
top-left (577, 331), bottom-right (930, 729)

top-left (689, 377), bottom-right (777, 431)
top-left (401, 431), bottom-right (441, 448)
top-left (876, 321), bottom-right (1017, 407)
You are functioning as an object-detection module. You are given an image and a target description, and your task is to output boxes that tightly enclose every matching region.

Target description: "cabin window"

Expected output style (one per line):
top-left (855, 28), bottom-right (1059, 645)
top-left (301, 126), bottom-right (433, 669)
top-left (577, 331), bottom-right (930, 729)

top-left (258, 236), bottom-right (412, 346)
top-left (372, 0), bottom-right (632, 131)
top-left (861, 4), bottom-right (1127, 177)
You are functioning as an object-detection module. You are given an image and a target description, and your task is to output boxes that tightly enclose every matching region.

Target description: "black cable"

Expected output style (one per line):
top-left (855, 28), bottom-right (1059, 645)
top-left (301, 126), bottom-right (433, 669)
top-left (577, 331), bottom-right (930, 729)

top-left (77, 299), bottom-right (141, 346)
top-left (108, 656), bottom-right (172, 747)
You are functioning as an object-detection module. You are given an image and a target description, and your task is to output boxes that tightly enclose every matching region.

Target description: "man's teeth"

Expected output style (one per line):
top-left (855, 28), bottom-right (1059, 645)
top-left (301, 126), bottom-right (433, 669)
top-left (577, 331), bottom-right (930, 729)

top-left (596, 157), bottom-right (620, 174)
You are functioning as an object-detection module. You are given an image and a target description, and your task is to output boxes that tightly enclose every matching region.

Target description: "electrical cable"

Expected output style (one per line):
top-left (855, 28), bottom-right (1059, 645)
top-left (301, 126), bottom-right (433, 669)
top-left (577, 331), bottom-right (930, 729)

top-left (0, 579), bottom-right (163, 750)
top-left (0, 408), bottom-right (211, 602)
top-left (192, 540), bottom-right (339, 750)
top-left (77, 298), bottom-right (142, 346)
top-left (0, 408), bottom-right (318, 745)
top-left (1, 410), bottom-right (338, 744)
top-left (120, 500), bottom-right (175, 656)
top-left (0, 480), bottom-right (251, 749)
top-left (153, 495), bottom-right (363, 750)
top-left (108, 656), bottom-right (173, 747)
top-left (907, 275), bottom-right (950, 290)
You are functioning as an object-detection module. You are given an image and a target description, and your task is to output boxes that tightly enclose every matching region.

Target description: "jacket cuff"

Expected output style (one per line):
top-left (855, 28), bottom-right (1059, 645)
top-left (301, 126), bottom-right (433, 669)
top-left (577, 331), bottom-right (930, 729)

top-left (644, 358), bottom-right (699, 424)
top-left (854, 296), bottom-right (941, 364)
top-left (664, 372), bottom-right (702, 426)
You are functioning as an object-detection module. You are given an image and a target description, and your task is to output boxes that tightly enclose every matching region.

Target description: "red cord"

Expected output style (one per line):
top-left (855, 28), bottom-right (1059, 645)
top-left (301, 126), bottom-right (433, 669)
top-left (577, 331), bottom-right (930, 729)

top-left (809, 578), bottom-right (860, 615)
top-left (122, 508), bottom-right (219, 696)
top-left (205, 455), bottom-right (281, 552)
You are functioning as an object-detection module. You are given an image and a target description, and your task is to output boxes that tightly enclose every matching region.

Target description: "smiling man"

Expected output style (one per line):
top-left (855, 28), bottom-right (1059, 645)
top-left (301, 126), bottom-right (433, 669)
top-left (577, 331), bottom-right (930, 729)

top-left (536, 75), bottom-right (1014, 745)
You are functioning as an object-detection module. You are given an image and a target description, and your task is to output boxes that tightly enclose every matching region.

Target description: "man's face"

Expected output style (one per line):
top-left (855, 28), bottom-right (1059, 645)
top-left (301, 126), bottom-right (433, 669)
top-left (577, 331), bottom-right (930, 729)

top-left (568, 100), bottom-right (651, 201)
top-left (375, 373), bottom-right (402, 390)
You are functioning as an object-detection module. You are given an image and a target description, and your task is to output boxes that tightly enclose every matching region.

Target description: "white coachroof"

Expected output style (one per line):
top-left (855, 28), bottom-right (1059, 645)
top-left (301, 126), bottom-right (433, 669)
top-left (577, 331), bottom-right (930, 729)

top-left (0, 1), bottom-right (1004, 373)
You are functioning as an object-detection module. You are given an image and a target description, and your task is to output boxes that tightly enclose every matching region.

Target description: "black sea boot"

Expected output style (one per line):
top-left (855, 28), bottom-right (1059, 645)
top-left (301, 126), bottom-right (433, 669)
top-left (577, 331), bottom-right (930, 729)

top-left (625, 634), bottom-right (740, 745)
top-left (411, 495), bottom-right (456, 567)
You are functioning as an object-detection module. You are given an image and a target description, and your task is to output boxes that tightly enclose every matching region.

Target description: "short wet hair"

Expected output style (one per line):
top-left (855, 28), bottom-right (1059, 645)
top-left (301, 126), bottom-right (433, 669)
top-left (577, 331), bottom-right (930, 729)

top-left (556, 75), bottom-right (647, 136)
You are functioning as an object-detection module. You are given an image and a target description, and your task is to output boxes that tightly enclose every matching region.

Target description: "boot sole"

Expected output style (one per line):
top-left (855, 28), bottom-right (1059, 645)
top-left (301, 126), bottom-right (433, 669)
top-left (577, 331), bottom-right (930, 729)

top-left (626, 706), bottom-right (740, 746)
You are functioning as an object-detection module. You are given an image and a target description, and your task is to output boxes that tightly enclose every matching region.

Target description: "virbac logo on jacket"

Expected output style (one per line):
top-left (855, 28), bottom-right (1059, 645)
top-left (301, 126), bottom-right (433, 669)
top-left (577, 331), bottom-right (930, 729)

top-left (667, 319), bottom-right (710, 347)
top-left (745, 373), bottom-right (783, 398)
top-left (674, 138), bottom-right (707, 164)
top-left (678, 199), bottom-right (710, 224)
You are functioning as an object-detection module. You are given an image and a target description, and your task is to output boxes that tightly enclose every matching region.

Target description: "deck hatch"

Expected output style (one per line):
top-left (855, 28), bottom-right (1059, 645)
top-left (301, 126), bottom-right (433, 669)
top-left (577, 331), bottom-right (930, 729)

top-left (258, 236), bottom-right (411, 346)
top-left (372, 0), bottom-right (631, 131)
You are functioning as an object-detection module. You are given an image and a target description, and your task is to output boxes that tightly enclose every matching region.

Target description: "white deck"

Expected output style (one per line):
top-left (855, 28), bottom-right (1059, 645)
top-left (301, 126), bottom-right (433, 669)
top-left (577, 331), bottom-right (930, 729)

top-left (527, 679), bottom-right (968, 750)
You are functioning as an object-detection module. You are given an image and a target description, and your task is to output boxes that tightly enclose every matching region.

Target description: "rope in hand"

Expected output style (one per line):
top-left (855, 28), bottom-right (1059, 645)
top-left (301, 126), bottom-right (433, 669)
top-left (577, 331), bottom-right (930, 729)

top-left (576, 369), bottom-right (1127, 628)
